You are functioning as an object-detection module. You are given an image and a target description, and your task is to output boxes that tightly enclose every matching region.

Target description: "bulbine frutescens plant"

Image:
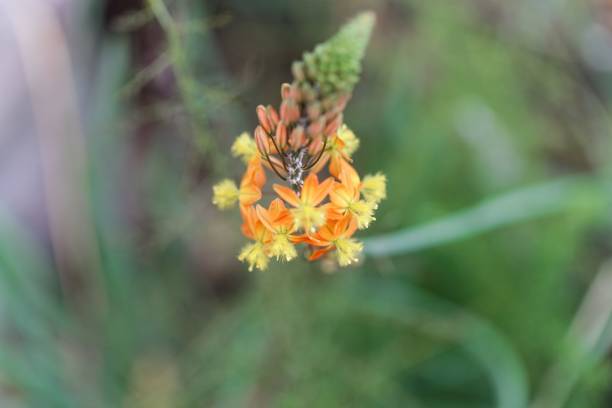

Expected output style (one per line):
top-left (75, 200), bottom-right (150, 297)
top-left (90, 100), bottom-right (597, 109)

top-left (212, 12), bottom-right (386, 271)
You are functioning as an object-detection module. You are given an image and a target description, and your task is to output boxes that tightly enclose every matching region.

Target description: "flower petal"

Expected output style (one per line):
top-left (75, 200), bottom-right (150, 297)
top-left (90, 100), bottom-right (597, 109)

top-left (273, 184), bottom-right (301, 207)
top-left (301, 173), bottom-right (319, 203)
top-left (239, 184), bottom-right (261, 206)
top-left (311, 177), bottom-right (335, 206)
top-left (309, 246), bottom-right (333, 261)
top-left (329, 184), bottom-right (352, 208)
top-left (255, 205), bottom-right (277, 233)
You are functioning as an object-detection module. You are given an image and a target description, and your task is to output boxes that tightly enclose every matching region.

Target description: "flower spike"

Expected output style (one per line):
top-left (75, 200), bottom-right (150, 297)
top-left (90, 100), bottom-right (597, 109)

top-left (211, 11), bottom-right (386, 271)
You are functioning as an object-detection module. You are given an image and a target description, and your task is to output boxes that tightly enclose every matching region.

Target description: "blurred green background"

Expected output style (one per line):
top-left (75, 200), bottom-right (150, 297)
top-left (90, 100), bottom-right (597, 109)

top-left (2, 0), bottom-right (612, 406)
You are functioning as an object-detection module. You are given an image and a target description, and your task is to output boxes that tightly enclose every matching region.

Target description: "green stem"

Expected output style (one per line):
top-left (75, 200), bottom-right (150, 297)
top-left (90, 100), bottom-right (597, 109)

top-left (146, 0), bottom-right (222, 172)
top-left (364, 176), bottom-right (605, 257)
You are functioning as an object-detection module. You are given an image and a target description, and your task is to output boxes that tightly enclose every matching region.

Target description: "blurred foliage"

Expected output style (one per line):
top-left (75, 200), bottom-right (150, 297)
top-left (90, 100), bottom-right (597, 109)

top-left (3, 0), bottom-right (612, 407)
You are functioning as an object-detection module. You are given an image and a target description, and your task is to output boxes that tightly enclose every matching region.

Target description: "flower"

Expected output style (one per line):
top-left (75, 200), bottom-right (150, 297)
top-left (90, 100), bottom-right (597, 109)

top-left (328, 166), bottom-right (375, 229)
top-left (299, 216), bottom-right (363, 266)
top-left (211, 12), bottom-right (383, 271)
top-left (273, 173), bottom-right (334, 232)
top-left (238, 206), bottom-right (271, 271)
top-left (243, 157), bottom-right (266, 189)
top-left (256, 199), bottom-right (297, 261)
top-left (309, 131), bottom-right (352, 177)
top-left (212, 175), bottom-right (261, 210)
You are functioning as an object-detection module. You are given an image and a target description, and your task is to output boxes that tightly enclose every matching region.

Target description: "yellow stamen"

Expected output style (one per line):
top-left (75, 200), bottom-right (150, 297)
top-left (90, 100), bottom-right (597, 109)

top-left (231, 132), bottom-right (258, 164)
top-left (350, 200), bottom-right (376, 229)
top-left (269, 234), bottom-right (297, 262)
top-left (361, 173), bottom-right (387, 206)
top-left (334, 238), bottom-right (363, 266)
top-left (212, 179), bottom-right (240, 209)
top-left (292, 205), bottom-right (326, 232)
top-left (337, 125), bottom-right (360, 156)
top-left (238, 242), bottom-right (269, 271)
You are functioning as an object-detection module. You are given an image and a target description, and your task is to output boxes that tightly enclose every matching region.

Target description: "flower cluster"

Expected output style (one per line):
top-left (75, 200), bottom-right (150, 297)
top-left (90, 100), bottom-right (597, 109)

top-left (211, 12), bottom-right (386, 271)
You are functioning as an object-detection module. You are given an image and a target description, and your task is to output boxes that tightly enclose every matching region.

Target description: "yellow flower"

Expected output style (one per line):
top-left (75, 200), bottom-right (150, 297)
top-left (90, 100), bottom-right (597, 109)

top-left (231, 132), bottom-right (258, 164)
top-left (238, 242), bottom-right (269, 271)
top-left (361, 172), bottom-right (387, 206)
top-left (337, 125), bottom-right (359, 156)
top-left (212, 179), bottom-right (240, 209)
top-left (334, 237), bottom-right (363, 266)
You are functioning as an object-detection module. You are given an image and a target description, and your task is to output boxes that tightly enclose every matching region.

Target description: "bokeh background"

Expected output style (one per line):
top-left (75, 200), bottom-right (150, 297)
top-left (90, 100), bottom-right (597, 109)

top-left (2, 0), bottom-right (612, 407)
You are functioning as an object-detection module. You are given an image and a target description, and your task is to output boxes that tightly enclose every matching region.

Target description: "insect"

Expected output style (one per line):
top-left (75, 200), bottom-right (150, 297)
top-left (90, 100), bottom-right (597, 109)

top-left (254, 104), bottom-right (332, 193)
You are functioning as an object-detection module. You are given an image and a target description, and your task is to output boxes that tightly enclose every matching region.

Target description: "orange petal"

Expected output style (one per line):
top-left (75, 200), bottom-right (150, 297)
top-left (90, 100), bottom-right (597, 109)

top-left (254, 205), bottom-right (276, 233)
top-left (305, 234), bottom-right (331, 247)
top-left (308, 136), bottom-right (324, 156)
top-left (241, 206), bottom-right (257, 239)
top-left (326, 207), bottom-right (345, 221)
top-left (301, 173), bottom-right (319, 203)
top-left (329, 184), bottom-right (352, 208)
top-left (242, 158), bottom-right (266, 188)
top-left (254, 126), bottom-right (270, 154)
top-left (289, 233), bottom-right (310, 244)
top-left (329, 155), bottom-right (343, 179)
top-left (239, 184), bottom-right (261, 206)
top-left (275, 122), bottom-right (287, 148)
top-left (324, 113), bottom-right (342, 136)
top-left (256, 105), bottom-right (271, 133)
top-left (311, 177), bottom-right (335, 206)
top-left (268, 198), bottom-right (285, 215)
top-left (273, 184), bottom-right (301, 207)
top-left (309, 246), bottom-right (333, 261)
top-left (241, 222), bottom-right (253, 240)
top-left (267, 105), bottom-right (279, 127)
top-left (339, 160), bottom-right (361, 187)
top-left (308, 152), bottom-right (330, 175)
top-left (334, 214), bottom-right (357, 237)
top-left (289, 125), bottom-right (306, 150)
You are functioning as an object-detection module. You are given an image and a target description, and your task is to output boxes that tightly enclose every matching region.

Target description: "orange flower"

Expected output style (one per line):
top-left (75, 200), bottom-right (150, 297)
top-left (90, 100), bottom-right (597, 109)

top-left (212, 178), bottom-right (261, 210)
top-left (238, 206), bottom-right (271, 271)
top-left (273, 173), bottom-right (334, 232)
top-left (309, 134), bottom-right (350, 177)
top-left (242, 157), bottom-right (266, 189)
top-left (328, 165), bottom-right (375, 229)
top-left (309, 125), bottom-right (359, 178)
top-left (299, 216), bottom-right (363, 266)
top-left (256, 199), bottom-right (297, 261)
top-left (238, 179), bottom-right (261, 208)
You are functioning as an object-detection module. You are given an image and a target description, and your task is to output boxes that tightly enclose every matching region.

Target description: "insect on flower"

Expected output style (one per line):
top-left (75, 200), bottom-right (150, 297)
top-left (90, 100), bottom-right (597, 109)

top-left (212, 11), bottom-right (387, 271)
